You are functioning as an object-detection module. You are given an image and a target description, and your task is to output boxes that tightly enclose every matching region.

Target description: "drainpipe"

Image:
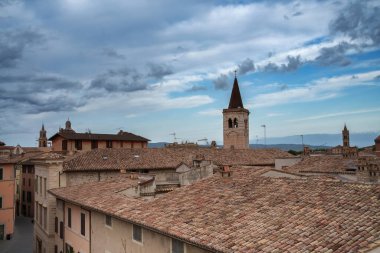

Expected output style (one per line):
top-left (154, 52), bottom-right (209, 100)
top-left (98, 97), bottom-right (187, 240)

top-left (89, 211), bottom-right (92, 253)
top-left (62, 201), bottom-right (65, 253)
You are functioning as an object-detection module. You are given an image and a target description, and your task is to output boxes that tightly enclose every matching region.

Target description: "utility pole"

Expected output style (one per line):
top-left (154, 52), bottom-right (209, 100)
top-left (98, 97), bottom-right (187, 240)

top-left (261, 125), bottom-right (266, 147)
top-left (300, 135), bottom-right (304, 148)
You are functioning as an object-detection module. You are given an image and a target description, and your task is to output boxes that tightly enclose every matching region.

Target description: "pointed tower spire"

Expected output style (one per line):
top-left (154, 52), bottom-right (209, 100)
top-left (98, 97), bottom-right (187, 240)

top-left (228, 76), bottom-right (244, 109)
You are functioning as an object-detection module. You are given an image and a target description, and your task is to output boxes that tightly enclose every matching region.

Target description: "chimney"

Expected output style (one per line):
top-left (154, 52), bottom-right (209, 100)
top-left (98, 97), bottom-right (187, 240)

top-left (130, 173), bottom-right (138, 180)
top-left (221, 165), bottom-right (232, 178)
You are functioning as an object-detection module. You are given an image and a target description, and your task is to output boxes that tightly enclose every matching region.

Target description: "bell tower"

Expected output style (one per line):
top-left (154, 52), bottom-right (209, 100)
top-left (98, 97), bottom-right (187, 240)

top-left (342, 124), bottom-right (349, 147)
top-left (223, 75), bottom-right (250, 149)
top-left (38, 124), bottom-right (47, 147)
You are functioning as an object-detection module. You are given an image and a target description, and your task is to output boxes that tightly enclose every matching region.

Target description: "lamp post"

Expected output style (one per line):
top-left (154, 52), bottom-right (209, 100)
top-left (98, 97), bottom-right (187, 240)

top-left (261, 124), bottom-right (266, 147)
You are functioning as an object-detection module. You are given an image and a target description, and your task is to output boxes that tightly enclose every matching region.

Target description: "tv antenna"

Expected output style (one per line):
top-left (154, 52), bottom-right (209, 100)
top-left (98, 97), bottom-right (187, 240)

top-left (197, 138), bottom-right (209, 145)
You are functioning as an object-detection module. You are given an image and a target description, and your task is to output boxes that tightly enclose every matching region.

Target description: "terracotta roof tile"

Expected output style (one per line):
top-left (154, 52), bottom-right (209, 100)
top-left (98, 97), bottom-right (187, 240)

top-left (49, 130), bottom-right (150, 142)
top-left (63, 148), bottom-right (292, 172)
top-left (49, 168), bottom-right (380, 252)
top-left (284, 155), bottom-right (357, 174)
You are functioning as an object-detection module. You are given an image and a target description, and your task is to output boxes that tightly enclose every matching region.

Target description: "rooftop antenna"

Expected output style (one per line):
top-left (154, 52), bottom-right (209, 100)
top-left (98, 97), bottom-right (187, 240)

top-left (261, 124), bottom-right (267, 147)
top-left (170, 132), bottom-right (178, 142)
top-left (300, 135), bottom-right (304, 148)
top-left (197, 138), bottom-right (209, 145)
top-left (234, 69), bottom-right (237, 78)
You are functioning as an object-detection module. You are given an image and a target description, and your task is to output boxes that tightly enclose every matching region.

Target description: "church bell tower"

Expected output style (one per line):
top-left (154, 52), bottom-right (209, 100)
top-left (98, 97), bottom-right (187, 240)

top-left (38, 124), bottom-right (47, 148)
top-left (223, 76), bottom-right (250, 149)
top-left (342, 124), bottom-right (350, 147)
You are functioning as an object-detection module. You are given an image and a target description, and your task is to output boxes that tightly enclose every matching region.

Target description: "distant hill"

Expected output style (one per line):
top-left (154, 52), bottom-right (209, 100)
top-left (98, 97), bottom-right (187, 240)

top-left (251, 132), bottom-right (379, 148)
top-left (149, 132), bottom-right (379, 150)
top-left (250, 144), bottom-right (330, 152)
top-left (148, 142), bottom-right (168, 148)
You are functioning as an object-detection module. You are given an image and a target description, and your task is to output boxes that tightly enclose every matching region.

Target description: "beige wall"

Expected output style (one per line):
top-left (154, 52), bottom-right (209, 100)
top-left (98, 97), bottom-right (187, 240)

top-left (223, 109), bottom-right (249, 149)
top-left (34, 160), bottom-right (64, 253)
top-left (65, 203), bottom-right (90, 253)
top-left (91, 211), bottom-right (210, 253)
top-left (274, 157), bottom-right (302, 170)
top-left (52, 135), bottom-right (147, 152)
top-left (0, 163), bottom-right (15, 238)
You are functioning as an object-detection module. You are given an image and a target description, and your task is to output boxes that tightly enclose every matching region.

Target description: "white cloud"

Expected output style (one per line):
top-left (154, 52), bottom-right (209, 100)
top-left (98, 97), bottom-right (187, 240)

top-left (288, 108), bottom-right (380, 122)
top-left (251, 70), bottom-right (380, 108)
top-left (198, 109), bottom-right (221, 116)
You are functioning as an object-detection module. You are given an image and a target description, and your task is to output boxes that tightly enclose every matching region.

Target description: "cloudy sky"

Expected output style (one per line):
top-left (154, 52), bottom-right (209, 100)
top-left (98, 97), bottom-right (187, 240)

top-left (1, 0), bottom-right (380, 146)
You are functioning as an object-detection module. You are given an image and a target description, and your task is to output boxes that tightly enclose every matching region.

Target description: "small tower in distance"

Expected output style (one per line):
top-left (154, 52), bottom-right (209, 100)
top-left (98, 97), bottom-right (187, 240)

top-left (223, 74), bottom-right (250, 149)
top-left (38, 124), bottom-right (47, 147)
top-left (342, 124), bottom-right (350, 147)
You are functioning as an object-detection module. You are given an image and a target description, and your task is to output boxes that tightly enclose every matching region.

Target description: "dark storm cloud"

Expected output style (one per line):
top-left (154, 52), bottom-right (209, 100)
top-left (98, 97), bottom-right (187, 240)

top-left (330, 0), bottom-right (380, 45)
top-left (0, 73), bottom-right (84, 113)
top-left (262, 55), bottom-right (303, 72)
top-left (292, 11), bottom-right (303, 17)
top-left (314, 42), bottom-right (353, 66)
top-left (237, 58), bottom-right (255, 75)
top-left (102, 48), bottom-right (126, 60)
top-left (0, 29), bottom-right (44, 68)
top-left (90, 68), bottom-right (147, 93)
top-left (0, 88), bottom-right (83, 114)
top-left (0, 0), bottom-right (18, 7)
top-left (147, 63), bottom-right (173, 79)
top-left (0, 74), bottom-right (82, 92)
top-left (213, 74), bottom-right (229, 90)
top-left (187, 84), bottom-right (207, 92)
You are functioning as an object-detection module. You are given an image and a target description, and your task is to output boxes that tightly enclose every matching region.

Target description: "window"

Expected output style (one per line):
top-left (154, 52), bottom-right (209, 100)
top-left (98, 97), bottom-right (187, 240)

top-left (44, 178), bottom-right (47, 198)
top-left (62, 140), bottom-right (67, 151)
top-left (35, 201), bottom-right (38, 220)
top-left (75, 140), bottom-right (82, 150)
top-left (228, 118), bottom-right (232, 128)
top-left (40, 177), bottom-right (42, 196)
top-left (59, 221), bottom-right (64, 239)
top-left (55, 217), bottom-right (58, 233)
top-left (80, 213), bottom-right (85, 236)
top-left (0, 168), bottom-right (3, 180)
top-left (43, 207), bottom-right (47, 230)
top-left (172, 239), bottom-right (184, 253)
top-left (27, 191), bottom-right (32, 203)
top-left (54, 245), bottom-right (58, 253)
top-left (35, 176), bottom-right (38, 193)
top-left (67, 208), bottom-right (71, 228)
top-left (65, 243), bottom-right (74, 253)
top-left (39, 204), bottom-right (42, 224)
top-left (91, 140), bottom-right (98, 149)
top-left (106, 140), bottom-right (112, 148)
top-left (22, 191), bottom-right (25, 202)
top-left (105, 215), bottom-right (112, 227)
top-left (132, 224), bottom-right (142, 243)
top-left (0, 196), bottom-right (2, 208)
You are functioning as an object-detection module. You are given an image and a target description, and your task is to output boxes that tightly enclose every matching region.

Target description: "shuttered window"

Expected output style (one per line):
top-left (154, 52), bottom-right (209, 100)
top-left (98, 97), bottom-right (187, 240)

top-left (81, 213), bottom-right (86, 236)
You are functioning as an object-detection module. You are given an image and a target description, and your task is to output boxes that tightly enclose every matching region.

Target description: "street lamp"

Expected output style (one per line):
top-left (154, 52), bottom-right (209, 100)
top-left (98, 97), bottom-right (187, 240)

top-left (261, 124), bottom-right (266, 147)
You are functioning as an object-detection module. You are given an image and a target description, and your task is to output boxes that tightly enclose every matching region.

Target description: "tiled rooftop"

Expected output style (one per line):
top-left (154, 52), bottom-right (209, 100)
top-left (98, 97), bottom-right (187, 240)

top-left (49, 175), bottom-right (145, 216)
top-left (284, 155), bottom-right (358, 174)
top-left (63, 148), bottom-right (292, 172)
top-left (50, 168), bottom-right (380, 253)
top-left (0, 151), bottom-right (44, 164)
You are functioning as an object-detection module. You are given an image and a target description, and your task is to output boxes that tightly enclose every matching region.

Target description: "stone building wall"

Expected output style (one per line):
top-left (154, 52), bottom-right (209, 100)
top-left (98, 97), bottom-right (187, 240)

top-left (91, 210), bottom-right (211, 253)
top-left (223, 109), bottom-right (249, 149)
